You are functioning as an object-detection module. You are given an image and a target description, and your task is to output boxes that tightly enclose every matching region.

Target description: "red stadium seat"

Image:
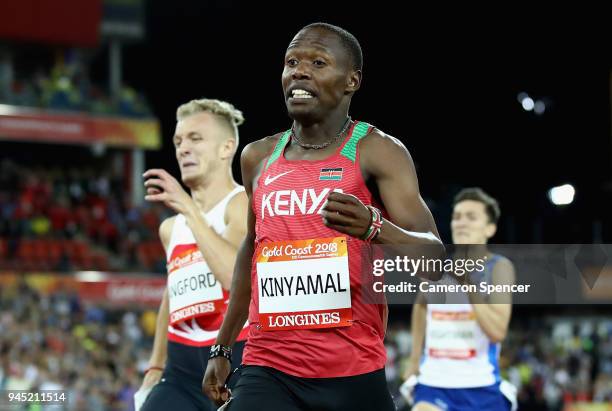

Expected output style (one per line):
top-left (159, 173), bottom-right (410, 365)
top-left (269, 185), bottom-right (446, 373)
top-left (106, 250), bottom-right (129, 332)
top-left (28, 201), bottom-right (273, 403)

top-left (32, 239), bottom-right (47, 260)
top-left (48, 241), bottom-right (62, 261)
top-left (0, 238), bottom-right (6, 258)
top-left (91, 254), bottom-right (110, 271)
top-left (17, 240), bottom-right (36, 260)
top-left (73, 241), bottom-right (88, 256)
top-left (61, 240), bottom-right (76, 257)
top-left (136, 243), bottom-right (150, 269)
top-left (73, 254), bottom-right (93, 270)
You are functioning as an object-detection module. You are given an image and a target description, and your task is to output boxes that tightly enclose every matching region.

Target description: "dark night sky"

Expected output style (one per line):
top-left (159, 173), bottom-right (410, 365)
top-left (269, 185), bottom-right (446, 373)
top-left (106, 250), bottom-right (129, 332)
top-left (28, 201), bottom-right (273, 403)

top-left (102, 3), bottom-right (612, 242)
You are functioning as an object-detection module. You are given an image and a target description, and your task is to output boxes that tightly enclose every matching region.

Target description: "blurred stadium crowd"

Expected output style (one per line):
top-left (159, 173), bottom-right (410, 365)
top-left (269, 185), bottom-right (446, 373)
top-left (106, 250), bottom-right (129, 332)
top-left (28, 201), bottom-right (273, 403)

top-left (0, 47), bottom-right (151, 117)
top-left (0, 159), bottom-right (171, 274)
top-left (0, 279), bottom-right (154, 411)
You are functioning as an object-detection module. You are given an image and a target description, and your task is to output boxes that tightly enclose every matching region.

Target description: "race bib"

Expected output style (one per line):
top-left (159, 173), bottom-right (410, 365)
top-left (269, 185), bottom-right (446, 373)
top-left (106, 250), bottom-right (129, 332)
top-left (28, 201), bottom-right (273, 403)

top-left (427, 310), bottom-right (478, 359)
top-left (167, 244), bottom-right (224, 325)
top-left (256, 237), bottom-right (352, 331)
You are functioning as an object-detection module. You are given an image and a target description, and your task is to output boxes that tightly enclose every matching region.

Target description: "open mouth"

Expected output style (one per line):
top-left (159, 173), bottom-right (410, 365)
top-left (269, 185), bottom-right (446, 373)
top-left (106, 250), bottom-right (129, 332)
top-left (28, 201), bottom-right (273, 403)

top-left (290, 89), bottom-right (315, 99)
top-left (287, 85), bottom-right (317, 102)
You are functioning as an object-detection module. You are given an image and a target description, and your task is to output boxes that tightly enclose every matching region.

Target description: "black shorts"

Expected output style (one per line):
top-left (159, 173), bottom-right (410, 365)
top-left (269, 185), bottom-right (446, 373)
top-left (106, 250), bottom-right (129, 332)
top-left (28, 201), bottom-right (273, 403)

top-left (142, 341), bottom-right (245, 411)
top-left (224, 365), bottom-right (396, 411)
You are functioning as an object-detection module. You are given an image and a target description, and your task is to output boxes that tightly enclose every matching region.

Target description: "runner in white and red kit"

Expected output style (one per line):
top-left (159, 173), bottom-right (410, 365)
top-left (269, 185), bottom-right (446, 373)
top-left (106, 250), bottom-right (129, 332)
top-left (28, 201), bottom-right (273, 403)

top-left (137, 99), bottom-right (249, 411)
top-left (203, 23), bottom-right (444, 411)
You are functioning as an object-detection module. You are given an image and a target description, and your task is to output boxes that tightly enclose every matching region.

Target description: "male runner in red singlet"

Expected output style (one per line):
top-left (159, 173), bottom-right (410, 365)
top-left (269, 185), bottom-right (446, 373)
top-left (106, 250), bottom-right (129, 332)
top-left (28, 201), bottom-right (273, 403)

top-left (203, 23), bottom-right (444, 411)
top-left (136, 99), bottom-right (249, 411)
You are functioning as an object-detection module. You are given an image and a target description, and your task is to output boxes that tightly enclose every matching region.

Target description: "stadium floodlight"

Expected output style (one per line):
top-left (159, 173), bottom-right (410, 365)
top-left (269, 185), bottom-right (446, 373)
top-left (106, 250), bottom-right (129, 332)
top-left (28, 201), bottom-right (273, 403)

top-left (548, 184), bottom-right (575, 206)
top-left (521, 96), bottom-right (535, 111)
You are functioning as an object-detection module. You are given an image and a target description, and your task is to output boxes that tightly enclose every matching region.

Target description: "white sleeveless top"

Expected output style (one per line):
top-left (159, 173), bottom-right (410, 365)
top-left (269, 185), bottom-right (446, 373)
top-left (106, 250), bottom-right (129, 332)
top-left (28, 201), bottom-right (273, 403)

top-left (165, 186), bottom-right (249, 347)
top-left (418, 255), bottom-right (503, 388)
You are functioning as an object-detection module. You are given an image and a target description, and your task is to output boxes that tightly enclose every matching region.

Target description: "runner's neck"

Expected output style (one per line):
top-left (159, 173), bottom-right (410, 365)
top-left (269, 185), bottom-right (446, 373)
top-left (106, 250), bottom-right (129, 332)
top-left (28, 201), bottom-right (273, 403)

top-left (191, 172), bottom-right (238, 214)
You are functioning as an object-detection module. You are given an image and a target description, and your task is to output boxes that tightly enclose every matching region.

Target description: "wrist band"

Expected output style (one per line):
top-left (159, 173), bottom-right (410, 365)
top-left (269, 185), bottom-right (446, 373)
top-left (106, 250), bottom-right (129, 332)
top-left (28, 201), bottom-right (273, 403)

top-left (209, 344), bottom-right (233, 363)
top-left (144, 366), bottom-right (164, 375)
top-left (360, 206), bottom-right (383, 242)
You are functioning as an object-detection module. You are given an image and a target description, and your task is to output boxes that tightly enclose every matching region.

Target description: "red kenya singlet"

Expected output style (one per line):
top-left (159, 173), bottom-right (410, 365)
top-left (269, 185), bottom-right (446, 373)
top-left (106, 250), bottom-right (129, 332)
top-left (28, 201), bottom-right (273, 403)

top-left (242, 121), bottom-right (387, 378)
top-left (165, 186), bottom-right (248, 347)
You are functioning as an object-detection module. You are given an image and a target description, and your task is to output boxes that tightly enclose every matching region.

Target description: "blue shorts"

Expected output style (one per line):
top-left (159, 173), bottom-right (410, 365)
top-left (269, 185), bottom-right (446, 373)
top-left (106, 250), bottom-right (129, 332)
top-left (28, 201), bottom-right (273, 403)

top-left (413, 383), bottom-right (511, 411)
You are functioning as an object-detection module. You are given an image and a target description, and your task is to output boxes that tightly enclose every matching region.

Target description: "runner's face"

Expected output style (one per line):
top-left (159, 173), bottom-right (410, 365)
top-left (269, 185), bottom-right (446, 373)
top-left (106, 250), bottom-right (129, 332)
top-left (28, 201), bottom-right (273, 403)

top-left (282, 28), bottom-right (353, 121)
top-left (451, 200), bottom-right (496, 244)
top-left (173, 112), bottom-right (224, 185)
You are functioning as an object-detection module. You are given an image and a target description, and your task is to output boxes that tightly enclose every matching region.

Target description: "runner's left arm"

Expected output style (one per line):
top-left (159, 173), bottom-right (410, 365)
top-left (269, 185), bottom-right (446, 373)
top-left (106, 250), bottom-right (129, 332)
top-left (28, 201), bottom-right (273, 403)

top-left (322, 132), bottom-right (444, 279)
top-left (322, 132), bottom-right (442, 247)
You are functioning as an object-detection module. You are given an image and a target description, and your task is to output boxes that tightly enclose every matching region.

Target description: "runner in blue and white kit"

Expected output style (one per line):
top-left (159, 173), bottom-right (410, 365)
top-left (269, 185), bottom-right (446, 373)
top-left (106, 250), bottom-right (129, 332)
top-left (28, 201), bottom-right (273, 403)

top-left (403, 188), bottom-right (517, 411)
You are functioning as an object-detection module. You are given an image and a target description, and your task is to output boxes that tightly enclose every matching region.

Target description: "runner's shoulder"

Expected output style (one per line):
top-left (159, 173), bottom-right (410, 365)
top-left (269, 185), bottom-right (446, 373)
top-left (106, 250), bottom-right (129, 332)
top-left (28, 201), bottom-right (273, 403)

top-left (358, 127), bottom-right (415, 176)
top-left (241, 132), bottom-right (286, 171)
top-left (225, 188), bottom-right (249, 220)
top-left (359, 127), bottom-right (408, 154)
top-left (491, 255), bottom-right (516, 285)
top-left (492, 255), bottom-right (515, 272)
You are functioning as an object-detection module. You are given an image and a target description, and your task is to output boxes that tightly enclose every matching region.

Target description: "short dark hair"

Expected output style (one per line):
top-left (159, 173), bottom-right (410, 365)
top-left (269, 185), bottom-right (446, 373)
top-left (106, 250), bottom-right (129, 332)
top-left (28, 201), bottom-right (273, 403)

top-left (301, 22), bottom-right (363, 71)
top-left (453, 187), bottom-right (500, 224)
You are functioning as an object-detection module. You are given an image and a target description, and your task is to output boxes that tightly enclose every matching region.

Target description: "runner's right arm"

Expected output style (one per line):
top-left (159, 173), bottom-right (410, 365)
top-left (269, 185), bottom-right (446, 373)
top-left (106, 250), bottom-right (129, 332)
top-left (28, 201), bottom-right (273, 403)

top-left (140, 217), bottom-right (174, 389)
top-left (404, 292), bottom-right (426, 379)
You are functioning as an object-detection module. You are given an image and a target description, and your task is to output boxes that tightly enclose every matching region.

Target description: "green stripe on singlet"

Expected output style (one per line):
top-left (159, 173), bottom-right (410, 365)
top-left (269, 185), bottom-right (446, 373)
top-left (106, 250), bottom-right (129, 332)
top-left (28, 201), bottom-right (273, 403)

top-left (264, 130), bottom-right (291, 170)
top-left (340, 121), bottom-right (371, 162)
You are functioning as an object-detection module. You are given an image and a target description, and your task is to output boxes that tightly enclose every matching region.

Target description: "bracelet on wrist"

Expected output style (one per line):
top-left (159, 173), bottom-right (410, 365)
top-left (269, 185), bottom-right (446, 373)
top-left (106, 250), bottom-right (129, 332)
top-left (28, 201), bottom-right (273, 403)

top-left (144, 366), bottom-right (164, 375)
top-left (209, 344), bottom-right (233, 363)
top-left (360, 206), bottom-right (383, 242)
